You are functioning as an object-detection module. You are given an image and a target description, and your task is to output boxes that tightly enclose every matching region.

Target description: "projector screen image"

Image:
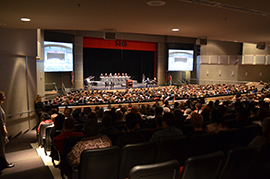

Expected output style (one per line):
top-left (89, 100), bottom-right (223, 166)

top-left (44, 41), bottom-right (73, 72)
top-left (168, 49), bottom-right (194, 71)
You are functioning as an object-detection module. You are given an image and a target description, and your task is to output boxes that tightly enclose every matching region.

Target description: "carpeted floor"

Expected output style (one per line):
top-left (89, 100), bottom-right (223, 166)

top-left (0, 130), bottom-right (55, 179)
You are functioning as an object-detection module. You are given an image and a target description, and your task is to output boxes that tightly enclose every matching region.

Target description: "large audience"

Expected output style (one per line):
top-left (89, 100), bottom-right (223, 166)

top-left (35, 82), bottom-right (270, 178)
top-left (42, 83), bottom-right (262, 106)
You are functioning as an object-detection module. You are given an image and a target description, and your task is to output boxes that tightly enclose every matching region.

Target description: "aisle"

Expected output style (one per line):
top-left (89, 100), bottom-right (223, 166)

top-left (0, 130), bottom-right (55, 179)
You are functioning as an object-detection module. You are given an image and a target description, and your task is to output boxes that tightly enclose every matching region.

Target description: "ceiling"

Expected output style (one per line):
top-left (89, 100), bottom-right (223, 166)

top-left (1, 0), bottom-right (270, 45)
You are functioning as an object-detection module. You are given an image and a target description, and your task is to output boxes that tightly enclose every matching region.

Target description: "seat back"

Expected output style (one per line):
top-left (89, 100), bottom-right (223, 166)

top-left (185, 132), bottom-right (219, 159)
top-left (136, 128), bottom-right (152, 141)
top-left (217, 128), bottom-right (240, 154)
top-left (155, 136), bottom-right (188, 166)
top-left (79, 146), bottom-right (120, 179)
top-left (119, 142), bottom-right (156, 179)
top-left (129, 160), bottom-right (180, 179)
top-left (218, 145), bottom-right (261, 179)
top-left (179, 124), bottom-right (194, 135)
top-left (38, 123), bottom-right (52, 146)
top-left (61, 136), bottom-right (84, 176)
top-left (44, 125), bottom-right (53, 155)
top-left (238, 124), bottom-right (262, 146)
top-left (180, 151), bottom-right (224, 179)
top-left (107, 131), bottom-right (123, 145)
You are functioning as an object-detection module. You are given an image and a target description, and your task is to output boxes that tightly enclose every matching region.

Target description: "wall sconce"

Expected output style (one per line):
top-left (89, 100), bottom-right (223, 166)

top-left (231, 71), bottom-right (234, 76)
top-left (219, 70), bottom-right (221, 76)
top-left (206, 70), bottom-right (209, 76)
top-left (260, 72), bottom-right (262, 76)
top-left (245, 71), bottom-right (248, 76)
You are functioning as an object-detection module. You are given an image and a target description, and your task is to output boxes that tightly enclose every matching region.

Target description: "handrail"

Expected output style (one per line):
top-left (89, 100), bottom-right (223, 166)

top-left (6, 110), bottom-right (36, 118)
top-left (62, 83), bottom-right (66, 94)
top-left (188, 78), bottom-right (252, 84)
top-left (45, 82), bottom-right (58, 92)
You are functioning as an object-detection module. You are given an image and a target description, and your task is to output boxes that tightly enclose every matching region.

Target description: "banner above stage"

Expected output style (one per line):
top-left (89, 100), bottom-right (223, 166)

top-left (83, 37), bottom-right (157, 51)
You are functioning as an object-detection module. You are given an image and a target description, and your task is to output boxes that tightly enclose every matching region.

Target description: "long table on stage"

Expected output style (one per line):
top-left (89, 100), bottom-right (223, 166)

top-left (100, 76), bottom-right (130, 85)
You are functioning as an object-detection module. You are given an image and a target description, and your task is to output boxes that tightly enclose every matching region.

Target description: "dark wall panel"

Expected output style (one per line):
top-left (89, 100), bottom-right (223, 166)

top-left (83, 48), bottom-right (155, 82)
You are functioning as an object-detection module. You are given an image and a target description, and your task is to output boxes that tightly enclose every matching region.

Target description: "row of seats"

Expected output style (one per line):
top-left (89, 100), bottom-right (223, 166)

top-left (60, 124), bottom-right (264, 179)
top-left (76, 144), bottom-right (268, 179)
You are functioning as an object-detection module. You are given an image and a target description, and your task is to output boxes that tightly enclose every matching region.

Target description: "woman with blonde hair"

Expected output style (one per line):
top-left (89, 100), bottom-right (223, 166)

top-left (34, 95), bottom-right (45, 123)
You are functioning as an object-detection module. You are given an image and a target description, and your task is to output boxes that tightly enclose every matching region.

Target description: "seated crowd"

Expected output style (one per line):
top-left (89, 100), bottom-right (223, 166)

top-left (36, 83), bottom-right (270, 178)
top-left (41, 83), bottom-right (267, 106)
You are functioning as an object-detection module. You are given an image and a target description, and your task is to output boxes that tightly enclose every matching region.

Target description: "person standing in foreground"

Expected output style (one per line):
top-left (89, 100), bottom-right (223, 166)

top-left (0, 91), bottom-right (14, 170)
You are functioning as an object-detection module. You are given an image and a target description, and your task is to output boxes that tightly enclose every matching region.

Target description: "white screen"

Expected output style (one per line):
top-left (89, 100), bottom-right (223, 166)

top-left (168, 49), bottom-right (194, 71)
top-left (44, 41), bottom-right (73, 72)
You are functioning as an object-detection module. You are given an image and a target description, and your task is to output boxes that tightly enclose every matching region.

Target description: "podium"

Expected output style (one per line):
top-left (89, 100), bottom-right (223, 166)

top-left (126, 79), bottom-right (133, 88)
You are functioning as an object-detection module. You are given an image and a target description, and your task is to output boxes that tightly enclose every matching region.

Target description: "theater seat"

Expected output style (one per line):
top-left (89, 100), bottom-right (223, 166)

top-left (119, 142), bottom-right (156, 179)
top-left (79, 146), bottom-right (120, 179)
top-left (180, 151), bottom-right (224, 179)
top-left (44, 125), bottom-right (53, 155)
top-left (185, 132), bottom-right (219, 160)
top-left (217, 145), bottom-right (261, 179)
top-left (37, 123), bottom-right (53, 146)
top-left (129, 160), bottom-right (180, 179)
top-left (155, 136), bottom-right (188, 166)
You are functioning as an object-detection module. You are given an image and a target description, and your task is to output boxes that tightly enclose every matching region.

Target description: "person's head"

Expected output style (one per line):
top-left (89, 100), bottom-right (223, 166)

top-left (36, 95), bottom-right (42, 102)
top-left (64, 108), bottom-right (72, 118)
top-left (102, 114), bottom-right (113, 128)
top-left (155, 106), bottom-right (163, 116)
top-left (54, 114), bottom-right (65, 130)
top-left (41, 112), bottom-right (51, 121)
top-left (163, 112), bottom-right (176, 127)
top-left (116, 110), bottom-right (124, 121)
top-left (125, 113), bottom-right (138, 130)
top-left (86, 112), bottom-right (97, 121)
top-left (155, 115), bottom-right (163, 127)
top-left (130, 106), bottom-right (139, 114)
top-left (63, 117), bottom-right (75, 130)
top-left (0, 91), bottom-right (6, 104)
top-left (84, 119), bottom-right (100, 137)
top-left (191, 113), bottom-right (204, 129)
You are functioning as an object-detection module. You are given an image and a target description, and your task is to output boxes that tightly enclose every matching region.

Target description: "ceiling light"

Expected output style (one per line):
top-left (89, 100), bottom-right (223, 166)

top-left (21, 17), bottom-right (31, 22)
top-left (172, 28), bottom-right (179, 32)
top-left (147, 1), bottom-right (166, 7)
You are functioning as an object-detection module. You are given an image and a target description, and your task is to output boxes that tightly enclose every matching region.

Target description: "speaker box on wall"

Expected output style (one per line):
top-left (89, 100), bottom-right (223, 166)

top-left (196, 37), bottom-right (207, 45)
top-left (256, 42), bottom-right (265, 50)
top-left (104, 31), bottom-right (116, 40)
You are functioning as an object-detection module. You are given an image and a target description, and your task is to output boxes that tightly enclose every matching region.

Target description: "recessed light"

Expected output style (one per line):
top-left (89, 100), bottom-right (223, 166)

top-left (147, 1), bottom-right (166, 7)
top-left (21, 17), bottom-right (31, 22)
top-left (172, 28), bottom-right (179, 32)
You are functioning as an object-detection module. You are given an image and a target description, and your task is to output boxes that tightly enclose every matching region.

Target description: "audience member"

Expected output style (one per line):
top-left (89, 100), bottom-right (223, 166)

top-left (188, 113), bottom-right (206, 137)
top-left (99, 114), bottom-right (118, 135)
top-left (53, 117), bottom-right (84, 155)
top-left (37, 112), bottom-right (53, 133)
top-left (205, 109), bottom-right (228, 134)
top-left (34, 95), bottom-right (45, 122)
top-left (67, 119), bottom-right (112, 168)
top-left (249, 117), bottom-right (270, 146)
top-left (116, 113), bottom-right (146, 148)
top-left (150, 112), bottom-right (183, 142)
top-left (200, 105), bottom-right (211, 122)
top-left (50, 113), bottom-right (65, 139)
top-left (151, 115), bottom-right (164, 134)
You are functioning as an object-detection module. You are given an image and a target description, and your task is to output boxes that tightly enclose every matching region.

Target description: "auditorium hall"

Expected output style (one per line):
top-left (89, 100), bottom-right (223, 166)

top-left (0, 0), bottom-right (270, 179)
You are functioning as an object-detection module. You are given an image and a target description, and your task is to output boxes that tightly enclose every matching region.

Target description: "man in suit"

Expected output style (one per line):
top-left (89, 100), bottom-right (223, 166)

top-left (0, 91), bottom-right (14, 170)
